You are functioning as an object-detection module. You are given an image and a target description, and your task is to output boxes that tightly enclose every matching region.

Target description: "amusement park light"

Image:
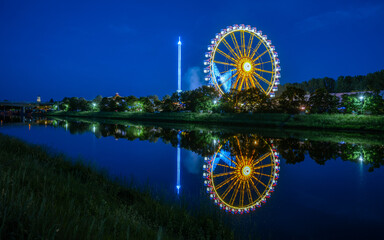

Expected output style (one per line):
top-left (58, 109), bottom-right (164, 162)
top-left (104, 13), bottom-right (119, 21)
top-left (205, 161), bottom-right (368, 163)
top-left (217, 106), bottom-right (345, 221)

top-left (213, 100), bottom-right (217, 105)
top-left (359, 156), bottom-right (364, 162)
top-left (359, 96), bottom-right (364, 101)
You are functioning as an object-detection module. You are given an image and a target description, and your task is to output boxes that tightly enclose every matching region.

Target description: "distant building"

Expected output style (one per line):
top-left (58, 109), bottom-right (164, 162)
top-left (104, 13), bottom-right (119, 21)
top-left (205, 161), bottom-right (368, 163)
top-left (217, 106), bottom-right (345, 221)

top-left (37, 96), bottom-right (41, 103)
top-left (112, 92), bottom-right (121, 100)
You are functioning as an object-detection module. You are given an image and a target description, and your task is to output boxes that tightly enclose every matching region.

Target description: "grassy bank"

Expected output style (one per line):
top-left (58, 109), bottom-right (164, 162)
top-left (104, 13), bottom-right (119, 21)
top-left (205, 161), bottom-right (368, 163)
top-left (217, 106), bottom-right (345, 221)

top-left (0, 133), bottom-right (233, 239)
top-left (47, 111), bottom-right (384, 132)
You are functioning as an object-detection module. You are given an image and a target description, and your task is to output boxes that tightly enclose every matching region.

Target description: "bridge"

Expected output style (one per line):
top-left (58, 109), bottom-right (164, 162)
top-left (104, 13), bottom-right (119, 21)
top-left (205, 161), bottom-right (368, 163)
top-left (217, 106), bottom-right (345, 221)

top-left (0, 101), bottom-right (54, 115)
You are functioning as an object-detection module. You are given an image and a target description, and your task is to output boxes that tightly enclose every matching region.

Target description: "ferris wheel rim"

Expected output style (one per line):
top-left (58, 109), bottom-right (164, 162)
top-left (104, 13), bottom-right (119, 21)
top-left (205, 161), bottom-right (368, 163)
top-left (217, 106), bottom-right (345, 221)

top-left (204, 137), bottom-right (280, 214)
top-left (205, 24), bottom-right (280, 97)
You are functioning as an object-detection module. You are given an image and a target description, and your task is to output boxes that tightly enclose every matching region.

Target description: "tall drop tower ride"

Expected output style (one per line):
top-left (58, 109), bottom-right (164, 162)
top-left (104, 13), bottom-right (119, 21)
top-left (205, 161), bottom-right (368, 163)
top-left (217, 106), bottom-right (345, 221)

top-left (177, 37), bottom-right (182, 93)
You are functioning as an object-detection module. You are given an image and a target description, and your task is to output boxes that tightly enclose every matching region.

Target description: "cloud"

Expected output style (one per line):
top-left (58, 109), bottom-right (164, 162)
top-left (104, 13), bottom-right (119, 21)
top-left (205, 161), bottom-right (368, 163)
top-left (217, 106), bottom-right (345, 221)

top-left (182, 66), bottom-right (204, 91)
top-left (297, 4), bottom-right (382, 32)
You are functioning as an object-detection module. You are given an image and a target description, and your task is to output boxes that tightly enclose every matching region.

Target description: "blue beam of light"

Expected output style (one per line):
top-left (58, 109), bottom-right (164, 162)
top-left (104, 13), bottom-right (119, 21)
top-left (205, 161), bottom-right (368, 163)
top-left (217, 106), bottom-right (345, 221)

top-left (212, 63), bottom-right (236, 93)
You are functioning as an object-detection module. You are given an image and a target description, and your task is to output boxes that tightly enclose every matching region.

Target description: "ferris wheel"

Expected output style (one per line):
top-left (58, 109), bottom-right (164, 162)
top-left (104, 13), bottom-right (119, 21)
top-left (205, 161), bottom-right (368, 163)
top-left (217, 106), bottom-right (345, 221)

top-left (203, 136), bottom-right (280, 214)
top-left (204, 24), bottom-right (280, 97)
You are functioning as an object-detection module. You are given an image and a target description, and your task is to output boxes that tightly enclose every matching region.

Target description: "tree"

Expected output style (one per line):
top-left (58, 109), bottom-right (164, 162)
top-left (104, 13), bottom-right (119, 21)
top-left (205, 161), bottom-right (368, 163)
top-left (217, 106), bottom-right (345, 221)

top-left (100, 97), bottom-right (111, 111)
top-left (361, 92), bottom-right (384, 115)
top-left (278, 86), bottom-right (307, 114)
top-left (140, 97), bottom-right (154, 113)
top-left (340, 94), bottom-right (360, 114)
top-left (309, 88), bottom-right (339, 113)
top-left (78, 98), bottom-right (91, 111)
top-left (237, 87), bottom-right (270, 113)
top-left (180, 86), bottom-right (219, 112)
top-left (93, 95), bottom-right (103, 104)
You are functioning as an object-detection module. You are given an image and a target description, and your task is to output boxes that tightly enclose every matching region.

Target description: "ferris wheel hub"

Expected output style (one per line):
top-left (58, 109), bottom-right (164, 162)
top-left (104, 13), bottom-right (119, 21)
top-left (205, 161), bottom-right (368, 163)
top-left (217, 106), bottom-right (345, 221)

top-left (242, 166), bottom-right (252, 177)
top-left (242, 61), bottom-right (252, 72)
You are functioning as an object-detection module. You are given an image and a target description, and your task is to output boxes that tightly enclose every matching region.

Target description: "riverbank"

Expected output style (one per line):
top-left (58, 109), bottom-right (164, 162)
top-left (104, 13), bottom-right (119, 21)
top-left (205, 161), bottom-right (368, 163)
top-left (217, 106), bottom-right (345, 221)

top-left (46, 115), bottom-right (384, 146)
top-left (0, 133), bottom-right (233, 239)
top-left (47, 111), bottom-right (384, 132)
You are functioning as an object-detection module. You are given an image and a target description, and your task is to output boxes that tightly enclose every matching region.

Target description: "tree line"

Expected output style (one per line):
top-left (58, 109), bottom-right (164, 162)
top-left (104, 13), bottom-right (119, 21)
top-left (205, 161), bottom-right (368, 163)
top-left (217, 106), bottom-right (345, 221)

top-left (277, 69), bottom-right (384, 94)
top-left (55, 84), bottom-right (384, 115)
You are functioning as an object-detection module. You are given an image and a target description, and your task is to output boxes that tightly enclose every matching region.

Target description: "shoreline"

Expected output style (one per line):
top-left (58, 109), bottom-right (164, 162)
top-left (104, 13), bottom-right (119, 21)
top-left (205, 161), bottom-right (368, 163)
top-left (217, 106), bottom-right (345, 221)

top-left (46, 111), bottom-right (384, 132)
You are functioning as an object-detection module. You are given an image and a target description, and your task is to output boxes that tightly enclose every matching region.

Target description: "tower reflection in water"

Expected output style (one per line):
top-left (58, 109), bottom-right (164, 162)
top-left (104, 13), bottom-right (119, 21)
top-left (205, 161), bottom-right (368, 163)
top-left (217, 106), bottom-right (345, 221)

top-left (203, 135), bottom-right (280, 214)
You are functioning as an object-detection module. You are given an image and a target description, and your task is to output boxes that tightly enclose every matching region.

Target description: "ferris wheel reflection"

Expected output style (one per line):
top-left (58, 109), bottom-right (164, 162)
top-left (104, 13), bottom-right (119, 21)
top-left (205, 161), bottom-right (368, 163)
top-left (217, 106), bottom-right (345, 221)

top-left (203, 135), bottom-right (280, 214)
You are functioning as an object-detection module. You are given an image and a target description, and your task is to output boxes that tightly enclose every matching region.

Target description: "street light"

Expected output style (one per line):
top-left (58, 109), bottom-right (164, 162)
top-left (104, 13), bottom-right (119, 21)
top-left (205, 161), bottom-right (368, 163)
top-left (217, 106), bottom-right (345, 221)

top-left (359, 95), bottom-right (364, 114)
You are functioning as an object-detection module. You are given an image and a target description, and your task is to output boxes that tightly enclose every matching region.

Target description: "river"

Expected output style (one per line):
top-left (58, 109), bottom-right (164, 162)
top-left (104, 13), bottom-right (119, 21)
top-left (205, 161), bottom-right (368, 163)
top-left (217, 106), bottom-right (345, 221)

top-left (1, 116), bottom-right (383, 239)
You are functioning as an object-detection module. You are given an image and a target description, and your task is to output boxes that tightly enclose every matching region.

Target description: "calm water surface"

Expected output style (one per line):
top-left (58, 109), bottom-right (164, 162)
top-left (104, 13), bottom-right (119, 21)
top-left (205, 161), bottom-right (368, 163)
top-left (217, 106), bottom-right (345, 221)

top-left (1, 116), bottom-right (384, 239)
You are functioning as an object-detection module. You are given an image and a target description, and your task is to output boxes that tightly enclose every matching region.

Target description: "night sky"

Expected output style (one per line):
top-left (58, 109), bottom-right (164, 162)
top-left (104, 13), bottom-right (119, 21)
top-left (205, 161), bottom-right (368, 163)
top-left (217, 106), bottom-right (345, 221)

top-left (1, 0), bottom-right (383, 102)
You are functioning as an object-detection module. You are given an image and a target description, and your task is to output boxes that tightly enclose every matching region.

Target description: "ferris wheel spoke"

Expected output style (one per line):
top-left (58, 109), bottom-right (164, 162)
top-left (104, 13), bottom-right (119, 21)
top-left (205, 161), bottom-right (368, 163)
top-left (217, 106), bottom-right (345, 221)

top-left (220, 68), bottom-right (236, 75)
top-left (221, 152), bottom-right (238, 167)
top-left (249, 75), bottom-right (257, 89)
top-left (250, 149), bottom-right (256, 161)
top-left (213, 171), bottom-right (236, 178)
top-left (222, 38), bottom-right (240, 59)
top-left (219, 72), bottom-right (238, 88)
top-left (255, 68), bottom-right (274, 74)
top-left (246, 181), bottom-right (254, 204)
top-left (250, 75), bottom-right (266, 94)
top-left (216, 48), bottom-right (237, 63)
top-left (245, 76), bottom-right (250, 89)
top-left (216, 163), bottom-right (236, 169)
top-left (254, 60), bottom-right (273, 67)
top-left (237, 75), bottom-right (246, 91)
top-left (250, 40), bottom-right (262, 59)
top-left (222, 178), bottom-right (240, 200)
top-left (240, 181), bottom-right (245, 207)
top-left (255, 172), bottom-right (273, 178)
top-left (229, 180), bottom-right (240, 206)
top-left (213, 60), bottom-right (236, 67)
top-left (253, 49), bottom-right (269, 63)
top-left (246, 34), bottom-right (254, 57)
top-left (235, 137), bottom-right (244, 159)
top-left (254, 163), bottom-right (274, 171)
top-left (252, 152), bottom-right (272, 166)
top-left (230, 32), bottom-right (242, 57)
top-left (241, 31), bottom-right (246, 56)
top-left (252, 175), bottom-right (267, 188)
top-left (231, 74), bottom-right (242, 90)
top-left (215, 174), bottom-right (237, 190)
top-left (253, 72), bottom-right (271, 85)
top-left (249, 178), bottom-right (262, 197)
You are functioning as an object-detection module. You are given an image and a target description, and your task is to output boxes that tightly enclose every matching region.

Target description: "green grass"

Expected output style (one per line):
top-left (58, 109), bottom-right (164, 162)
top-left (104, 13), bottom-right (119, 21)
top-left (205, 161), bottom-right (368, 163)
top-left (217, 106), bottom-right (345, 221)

top-left (47, 111), bottom-right (384, 132)
top-left (286, 114), bottom-right (384, 131)
top-left (0, 133), bottom-right (233, 240)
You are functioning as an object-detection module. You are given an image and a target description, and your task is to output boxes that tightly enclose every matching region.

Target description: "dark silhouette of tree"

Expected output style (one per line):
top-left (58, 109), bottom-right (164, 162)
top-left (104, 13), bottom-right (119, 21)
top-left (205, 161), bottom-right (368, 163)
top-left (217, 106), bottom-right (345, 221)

top-left (278, 86), bottom-right (306, 114)
top-left (309, 88), bottom-right (339, 113)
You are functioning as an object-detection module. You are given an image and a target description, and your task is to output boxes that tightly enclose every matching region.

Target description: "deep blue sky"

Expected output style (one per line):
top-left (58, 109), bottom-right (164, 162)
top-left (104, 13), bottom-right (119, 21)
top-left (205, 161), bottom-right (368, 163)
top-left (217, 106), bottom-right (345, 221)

top-left (1, 0), bottom-right (383, 101)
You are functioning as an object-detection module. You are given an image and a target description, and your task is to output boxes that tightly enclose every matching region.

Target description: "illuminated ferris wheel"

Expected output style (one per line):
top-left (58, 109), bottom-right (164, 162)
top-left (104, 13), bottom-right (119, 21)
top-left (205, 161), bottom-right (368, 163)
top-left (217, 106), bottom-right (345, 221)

top-left (204, 24), bottom-right (280, 97)
top-left (203, 136), bottom-right (280, 214)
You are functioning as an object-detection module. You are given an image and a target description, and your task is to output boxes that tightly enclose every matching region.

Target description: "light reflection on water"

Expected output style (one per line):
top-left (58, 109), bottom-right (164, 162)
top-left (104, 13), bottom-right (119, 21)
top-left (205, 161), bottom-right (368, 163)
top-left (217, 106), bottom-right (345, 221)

top-left (1, 116), bottom-right (384, 239)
